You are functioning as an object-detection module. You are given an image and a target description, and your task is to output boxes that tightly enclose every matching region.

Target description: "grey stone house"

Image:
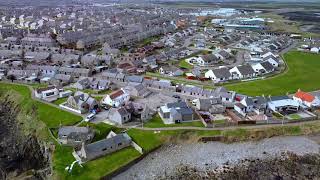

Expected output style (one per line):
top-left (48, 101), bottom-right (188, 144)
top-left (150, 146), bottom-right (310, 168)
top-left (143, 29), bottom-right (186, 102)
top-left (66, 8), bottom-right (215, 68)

top-left (107, 107), bottom-right (131, 125)
top-left (77, 132), bottom-right (132, 162)
top-left (58, 126), bottom-right (94, 147)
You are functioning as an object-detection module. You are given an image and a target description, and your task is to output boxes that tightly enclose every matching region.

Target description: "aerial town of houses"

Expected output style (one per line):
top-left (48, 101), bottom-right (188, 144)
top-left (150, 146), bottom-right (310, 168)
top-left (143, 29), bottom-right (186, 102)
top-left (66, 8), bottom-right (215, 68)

top-left (0, 3), bottom-right (320, 170)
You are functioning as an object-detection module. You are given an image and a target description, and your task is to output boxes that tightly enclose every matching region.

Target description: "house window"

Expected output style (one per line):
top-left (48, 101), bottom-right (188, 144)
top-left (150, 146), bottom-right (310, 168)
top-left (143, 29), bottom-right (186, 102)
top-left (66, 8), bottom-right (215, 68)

top-left (118, 143), bottom-right (122, 146)
top-left (102, 148), bottom-right (107, 151)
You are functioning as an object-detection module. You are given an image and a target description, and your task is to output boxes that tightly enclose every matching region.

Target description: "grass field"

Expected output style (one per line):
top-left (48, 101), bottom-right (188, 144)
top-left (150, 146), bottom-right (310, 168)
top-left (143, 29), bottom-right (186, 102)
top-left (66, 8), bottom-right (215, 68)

top-left (226, 51), bottom-right (320, 96)
top-left (144, 114), bottom-right (204, 128)
top-left (53, 146), bottom-right (141, 180)
top-left (0, 83), bottom-right (82, 128)
top-left (52, 97), bottom-right (68, 105)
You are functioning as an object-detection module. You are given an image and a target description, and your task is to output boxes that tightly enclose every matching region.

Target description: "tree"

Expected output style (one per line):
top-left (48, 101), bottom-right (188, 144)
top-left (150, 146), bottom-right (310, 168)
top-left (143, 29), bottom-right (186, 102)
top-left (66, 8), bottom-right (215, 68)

top-left (7, 75), bottom-right (16, 82)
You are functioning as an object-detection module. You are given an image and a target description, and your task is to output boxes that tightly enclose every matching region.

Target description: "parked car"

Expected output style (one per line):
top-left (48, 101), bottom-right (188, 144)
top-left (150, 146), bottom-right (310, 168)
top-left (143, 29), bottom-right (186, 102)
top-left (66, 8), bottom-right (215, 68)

top-left (172, 94), bottom-right (181, 99)
top-left (85, 113), bottom-right (96, 122)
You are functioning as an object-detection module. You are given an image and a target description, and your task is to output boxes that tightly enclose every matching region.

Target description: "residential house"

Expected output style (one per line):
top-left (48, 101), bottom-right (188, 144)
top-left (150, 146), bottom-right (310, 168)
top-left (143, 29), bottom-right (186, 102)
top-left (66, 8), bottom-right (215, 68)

top-left (310, 47), bottom-right (319, 53)
top-left (260, 61), bottom-right (275, 73)
top-left (58, 126), bottom-right (94, 147)
top-left (234, 97), bottom-right (254, 116)
top-left (215, 49), bottom-right (232, 60)
top-left (102, 89), bottom-right (130, 108)
top-left (125, 75), bottom-right (144, 84)
top-left (72, 77), bottom-right (92, 90)
top-left (51, 53), bottom-right (80, 65)
top-left (205, 67), bottom-right (232, 83)
top-left (34, 86), bottom-right (59, 101)
top-left (293, 89), bottom-right (320, 108)
top-left (66, 91), bottom-right (98, 114)
top-left (124, 83), bottom-right (151, 98)
top-left (195, 97), bottom-right (221, 111)
top-left (24, 51), bottom-right (51, 62)
top-left (90, 79), bottom-right (110, 90)
top-left (263, 55), bottom-right (279, 67)
top-left (267, 96), bottom-right (300, 113)
top-left (150, 80), bottom-right (176, 91)
top-left (197, 54), bottom-right (220, 66)
top-left (159, 101), bottom-right (195, 123)
top-left (159, 66), bottom-right (184, 77)
top-left (107, 107), bottom-right (131, 125)
top-left (76, 131), bottom-right (132, 161)
top-left (51, 74), bottom-right (74, 86)
top-left (229, 64), bottom-right (256, 79)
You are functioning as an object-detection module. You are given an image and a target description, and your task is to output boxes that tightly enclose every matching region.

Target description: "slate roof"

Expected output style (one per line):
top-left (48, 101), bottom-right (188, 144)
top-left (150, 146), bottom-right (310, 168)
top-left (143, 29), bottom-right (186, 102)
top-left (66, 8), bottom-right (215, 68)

top-left (237, 64), bottom-right (255, 75)
top-left (126, 75), bottom-right (144, 83)
top-left (58, 126), bottom-right (90, 137)
top-left (260, 61), bottom-right (274, 72)
top-left (269, 96), bottom-right (290, 101)
top-left (84, 133), bottom-right (131, 160)
top-left (167, 101), bottom-right (188, 109)
top-left (212, 67), bottom-right (231, 79)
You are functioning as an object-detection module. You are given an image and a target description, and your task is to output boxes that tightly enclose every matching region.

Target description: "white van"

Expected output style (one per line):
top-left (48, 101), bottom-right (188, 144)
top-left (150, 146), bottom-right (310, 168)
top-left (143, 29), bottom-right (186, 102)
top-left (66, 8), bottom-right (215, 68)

top-left (85, 113), bottom-right (96, 122)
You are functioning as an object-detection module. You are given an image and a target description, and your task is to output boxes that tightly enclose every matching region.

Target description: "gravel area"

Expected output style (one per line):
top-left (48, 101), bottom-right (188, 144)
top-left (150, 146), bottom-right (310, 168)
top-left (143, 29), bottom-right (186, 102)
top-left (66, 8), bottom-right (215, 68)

top-left (113, 136), bottom-right (320, 180)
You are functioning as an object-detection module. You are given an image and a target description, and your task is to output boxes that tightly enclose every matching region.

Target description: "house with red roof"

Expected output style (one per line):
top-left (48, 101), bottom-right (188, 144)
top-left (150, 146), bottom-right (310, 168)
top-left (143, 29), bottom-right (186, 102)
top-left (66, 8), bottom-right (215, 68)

top-left (102, 89), bottom-right (130, 108)
top-left (293, 89), bottom-right (320, 108)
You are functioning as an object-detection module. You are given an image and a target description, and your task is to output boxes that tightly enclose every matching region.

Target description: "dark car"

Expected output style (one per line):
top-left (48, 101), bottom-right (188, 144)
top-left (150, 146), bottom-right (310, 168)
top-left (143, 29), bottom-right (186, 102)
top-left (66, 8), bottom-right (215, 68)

top-left (172, 95), bottom-right (181, 99)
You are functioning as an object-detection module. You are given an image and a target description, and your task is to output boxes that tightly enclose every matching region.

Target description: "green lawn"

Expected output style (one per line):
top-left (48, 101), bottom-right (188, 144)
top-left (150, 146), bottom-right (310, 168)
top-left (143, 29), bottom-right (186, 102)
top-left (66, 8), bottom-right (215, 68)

top-left (52, 97), bottom-right (68, 105)
top-left (0, 83), bottom-right (82, 128)
top-left (288, 114), bottom-right (301, 120)
top-left (144, 114), bottom-right (204, 128)
top-left (226, 51), bottom-right (320, 96)
top-left (213, 119), bottom-right (226, 125)
top-left (53, 146), bottom-right (140, 180)
top-left (179, 59), bottom-right (193, 69)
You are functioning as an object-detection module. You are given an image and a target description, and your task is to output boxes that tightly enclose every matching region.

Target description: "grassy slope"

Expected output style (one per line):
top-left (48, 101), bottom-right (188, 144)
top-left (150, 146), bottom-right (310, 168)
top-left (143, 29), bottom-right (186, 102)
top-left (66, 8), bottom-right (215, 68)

top-left (0, 83), bottom-right (82, 128)
top-left (226, 51), bottom-right (320, 96)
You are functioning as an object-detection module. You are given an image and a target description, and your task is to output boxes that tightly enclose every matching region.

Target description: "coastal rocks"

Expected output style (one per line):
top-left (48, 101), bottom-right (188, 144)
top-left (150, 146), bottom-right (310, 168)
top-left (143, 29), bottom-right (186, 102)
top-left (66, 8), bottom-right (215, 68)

top-left (0, 94), bottom-right (50, 179)
top-left (161, 152), bottom-right (320, 180)
top-left (114, 136), bottom-right (320, 180)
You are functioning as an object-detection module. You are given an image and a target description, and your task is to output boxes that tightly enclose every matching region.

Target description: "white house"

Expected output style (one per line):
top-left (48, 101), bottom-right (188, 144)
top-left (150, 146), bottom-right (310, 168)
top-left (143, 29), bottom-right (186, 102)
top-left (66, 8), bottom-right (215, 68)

top-left (310, 47), bottom-right (319, 53)
top-left (261, 51), bottom-right (277, 59)
top-left (205, 67), bottom-right (232, 83)
top-left (102, 89), bottom-right (130, 108)
top-left (251, 63), bottom-right (266, 75)
top-left (234, 97), bottom-right (254, 116)
top-left (293, 90), bottom-right (320, 108)
top-left (229, 64), bottom-right (256, 79)
top-left (34, 86), bottom-right (59, 101)
top-left (268, 96), bottom-right (300, 113)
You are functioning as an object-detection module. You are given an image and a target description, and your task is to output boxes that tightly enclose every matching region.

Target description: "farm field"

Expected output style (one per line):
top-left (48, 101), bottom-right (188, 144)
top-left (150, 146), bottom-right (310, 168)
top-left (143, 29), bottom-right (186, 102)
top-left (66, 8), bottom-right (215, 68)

top-left (226, 51), bottom-right (320, 96)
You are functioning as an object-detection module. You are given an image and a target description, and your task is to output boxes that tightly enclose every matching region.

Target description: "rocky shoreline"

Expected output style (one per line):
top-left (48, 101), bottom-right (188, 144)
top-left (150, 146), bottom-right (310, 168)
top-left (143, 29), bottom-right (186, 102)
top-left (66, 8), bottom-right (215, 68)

top-left (114, 136), bottom-right (320, 180)
top-left (160, 152), bottom-right (320, 180)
